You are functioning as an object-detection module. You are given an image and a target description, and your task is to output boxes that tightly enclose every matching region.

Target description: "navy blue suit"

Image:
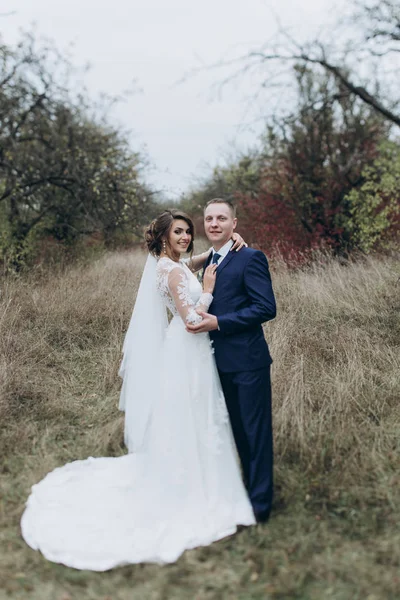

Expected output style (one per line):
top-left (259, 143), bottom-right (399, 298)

top-left (205, 247), bottom-right (276, 518)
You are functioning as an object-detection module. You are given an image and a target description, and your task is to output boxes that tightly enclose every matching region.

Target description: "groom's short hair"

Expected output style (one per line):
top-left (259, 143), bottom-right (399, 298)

top-left (204, 198), bottom-right (236, 217)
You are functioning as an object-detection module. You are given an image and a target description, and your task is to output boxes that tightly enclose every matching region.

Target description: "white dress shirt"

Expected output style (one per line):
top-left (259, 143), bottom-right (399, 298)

top-left (212, 239), bottom-right (234, 266)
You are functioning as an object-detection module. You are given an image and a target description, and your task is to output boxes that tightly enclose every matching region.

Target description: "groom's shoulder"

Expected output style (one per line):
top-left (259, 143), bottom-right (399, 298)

top-left (239, 247), bottom-right (268, 263)
top-left (241, 247), bottom-right (261, 257)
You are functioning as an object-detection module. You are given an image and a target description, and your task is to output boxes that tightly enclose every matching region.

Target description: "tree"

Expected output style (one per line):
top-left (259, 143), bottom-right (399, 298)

top-left (182, 67), bottom-right (390, 258)
top-left (0, 33), bottom-right (154, 269)
top-left (194, 0), bottom-right (400, 129)
top-left (342, 141), bottom-right (400, 252)
top-left (238, 67), bottom-right (388, 255)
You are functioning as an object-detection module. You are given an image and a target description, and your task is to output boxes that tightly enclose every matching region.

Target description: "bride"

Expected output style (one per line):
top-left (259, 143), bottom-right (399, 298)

top-left (20, 208), bottom-right (256, 571)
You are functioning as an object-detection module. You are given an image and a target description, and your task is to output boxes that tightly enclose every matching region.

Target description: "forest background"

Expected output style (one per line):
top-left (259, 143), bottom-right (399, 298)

top-left (0, 1), bottom-right (399, 599)
top-left (1, 0), bottom-right (399, 269)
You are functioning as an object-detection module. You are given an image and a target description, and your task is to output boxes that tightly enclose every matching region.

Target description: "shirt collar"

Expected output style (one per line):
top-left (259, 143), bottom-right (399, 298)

top-left (213, 239), bottom-right (234, 259)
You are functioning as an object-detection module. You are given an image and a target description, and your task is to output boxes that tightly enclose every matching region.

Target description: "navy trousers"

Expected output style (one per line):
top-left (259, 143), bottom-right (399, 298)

top-left (218, 366), bottom-right (273, 516)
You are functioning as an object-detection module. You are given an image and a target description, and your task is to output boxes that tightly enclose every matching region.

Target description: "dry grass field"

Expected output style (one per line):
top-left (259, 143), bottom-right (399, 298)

top-left (0, 248), bottom-right (399, 600)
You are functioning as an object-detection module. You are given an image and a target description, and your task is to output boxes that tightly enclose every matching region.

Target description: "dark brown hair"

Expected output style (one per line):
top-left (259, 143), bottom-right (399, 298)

top-left (144, 209), bottom-right (195, 256)
top-left (204, 197), bottom-right (236, 217)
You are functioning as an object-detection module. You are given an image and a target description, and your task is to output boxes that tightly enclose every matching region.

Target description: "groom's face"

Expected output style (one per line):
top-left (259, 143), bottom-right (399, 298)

top-left (204, 203), bottom-right (237, 250)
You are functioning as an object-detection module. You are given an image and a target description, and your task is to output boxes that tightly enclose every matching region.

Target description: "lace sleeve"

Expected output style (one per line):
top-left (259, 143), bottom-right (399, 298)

top-left (182, 248), bottom-right (212, 272)
top-left (167, 266), bottom-right (213, 325)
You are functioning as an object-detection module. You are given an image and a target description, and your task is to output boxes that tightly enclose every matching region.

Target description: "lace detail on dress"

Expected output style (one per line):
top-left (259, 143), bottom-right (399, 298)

top-left (155, 257), bottom-right (180, 317)
top-left (176, 273), bottom-right (193, 307)
top-left (156, 257), bottom-right (213, 325)
top-left (155, 256), bottom-right (228, 455)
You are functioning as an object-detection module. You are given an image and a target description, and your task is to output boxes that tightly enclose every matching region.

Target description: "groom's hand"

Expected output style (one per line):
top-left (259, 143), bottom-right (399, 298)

top-left (186, 313), bottom-right (218, 333)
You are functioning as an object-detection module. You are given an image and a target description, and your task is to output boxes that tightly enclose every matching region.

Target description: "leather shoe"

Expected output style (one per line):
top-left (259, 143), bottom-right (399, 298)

top-left (254, 510), bottom-right (270, 524)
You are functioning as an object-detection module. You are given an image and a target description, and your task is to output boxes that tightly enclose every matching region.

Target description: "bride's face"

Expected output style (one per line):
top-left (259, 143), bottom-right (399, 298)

top-left (167, 219), bottom-right (192, 256)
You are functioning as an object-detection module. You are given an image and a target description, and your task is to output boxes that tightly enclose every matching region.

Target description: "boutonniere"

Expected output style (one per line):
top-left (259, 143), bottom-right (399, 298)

top-left (197, 268), bottom-right (205, 283)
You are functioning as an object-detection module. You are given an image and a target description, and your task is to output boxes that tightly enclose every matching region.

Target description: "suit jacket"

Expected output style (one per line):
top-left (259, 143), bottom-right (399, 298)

top-left (205, 247), bottom-right (276, 373)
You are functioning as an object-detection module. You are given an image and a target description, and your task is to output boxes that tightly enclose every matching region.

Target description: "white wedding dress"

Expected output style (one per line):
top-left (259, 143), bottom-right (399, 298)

top-left (21, 257), bottom-right (255, 571)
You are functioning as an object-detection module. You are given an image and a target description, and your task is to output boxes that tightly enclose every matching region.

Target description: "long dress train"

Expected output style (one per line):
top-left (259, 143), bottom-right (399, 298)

top-left (20, 257), bottom-right (255, 570)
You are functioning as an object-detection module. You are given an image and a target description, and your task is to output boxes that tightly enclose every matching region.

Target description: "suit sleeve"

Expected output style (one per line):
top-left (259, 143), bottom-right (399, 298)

top-left (217, 251), bottom-right (276, 335)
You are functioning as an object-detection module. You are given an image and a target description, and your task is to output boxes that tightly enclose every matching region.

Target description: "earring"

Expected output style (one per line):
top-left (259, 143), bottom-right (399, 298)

top-left (162, 240), bottom-right (167, 254)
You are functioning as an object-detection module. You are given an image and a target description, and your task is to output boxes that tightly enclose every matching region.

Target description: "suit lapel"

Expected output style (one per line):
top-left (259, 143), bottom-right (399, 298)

top-left (202, 246), bottom-right (236, 282)
top-left (216, 249), bottom-right (236, 277)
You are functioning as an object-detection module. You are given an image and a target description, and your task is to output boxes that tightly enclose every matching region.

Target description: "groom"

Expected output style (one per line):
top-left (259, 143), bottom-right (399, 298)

top-left (187, 198), bottom-right (276, 523)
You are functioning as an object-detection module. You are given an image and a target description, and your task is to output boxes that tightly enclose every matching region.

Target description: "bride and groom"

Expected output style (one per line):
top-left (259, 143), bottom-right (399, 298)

top-left (21, 198), bottom-right (276, 570)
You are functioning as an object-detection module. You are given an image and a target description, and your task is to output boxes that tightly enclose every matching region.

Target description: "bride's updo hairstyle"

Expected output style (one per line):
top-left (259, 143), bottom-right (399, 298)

top-left (145, 209), bottom-right (195, 257)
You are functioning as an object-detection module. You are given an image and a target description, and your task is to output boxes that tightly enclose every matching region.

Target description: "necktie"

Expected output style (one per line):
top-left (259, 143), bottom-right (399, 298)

top-left (212, 252), bottom-right (221, 265)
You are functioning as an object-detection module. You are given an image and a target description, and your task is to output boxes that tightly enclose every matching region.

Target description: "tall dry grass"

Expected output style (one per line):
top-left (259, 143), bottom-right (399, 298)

top-left (270, 255), bottom-right (400, 511)
top-left (0, 248), bottom-right (399, 599)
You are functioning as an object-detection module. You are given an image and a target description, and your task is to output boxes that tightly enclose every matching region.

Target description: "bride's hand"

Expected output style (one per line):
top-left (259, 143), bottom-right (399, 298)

top-left (231, 232), bottom-right (248, 251)
top-left (203, 264), bottom-right (217, 294)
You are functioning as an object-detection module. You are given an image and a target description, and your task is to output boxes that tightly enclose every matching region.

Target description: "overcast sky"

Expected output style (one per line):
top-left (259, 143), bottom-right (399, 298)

top-left (4, 0), bottom-right (342, 199)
